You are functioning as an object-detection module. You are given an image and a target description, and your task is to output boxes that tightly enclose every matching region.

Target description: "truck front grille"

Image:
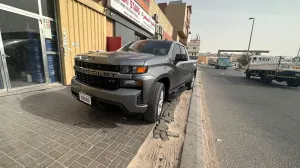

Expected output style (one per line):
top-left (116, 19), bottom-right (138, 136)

top-left (75, 71), bottom-right (120, 90)
top-left (75, 60), bottom-right (120, 72)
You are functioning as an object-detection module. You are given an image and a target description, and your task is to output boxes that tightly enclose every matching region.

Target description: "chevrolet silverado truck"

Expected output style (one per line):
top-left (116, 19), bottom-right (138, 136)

top-left (71, 40), bottom-right (197, 122)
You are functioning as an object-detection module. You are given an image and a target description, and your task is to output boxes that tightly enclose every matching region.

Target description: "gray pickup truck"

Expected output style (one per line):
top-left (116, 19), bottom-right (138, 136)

top-left (71, 40), bottom-right (197, 122)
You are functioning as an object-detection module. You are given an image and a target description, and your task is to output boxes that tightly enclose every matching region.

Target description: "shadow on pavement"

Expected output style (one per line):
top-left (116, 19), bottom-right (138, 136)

top-left (20, 87), bottom-right (149, 129)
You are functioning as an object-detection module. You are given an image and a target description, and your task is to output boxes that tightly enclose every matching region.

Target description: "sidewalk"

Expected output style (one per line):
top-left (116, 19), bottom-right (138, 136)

top-left (0, 87), bottom-right (154, 168)
top-left (180, 72), bottom-right (205, 168)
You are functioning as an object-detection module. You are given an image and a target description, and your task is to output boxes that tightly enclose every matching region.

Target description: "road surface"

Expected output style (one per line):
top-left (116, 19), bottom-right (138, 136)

top-left (200, 65), bottom-right (300, 168)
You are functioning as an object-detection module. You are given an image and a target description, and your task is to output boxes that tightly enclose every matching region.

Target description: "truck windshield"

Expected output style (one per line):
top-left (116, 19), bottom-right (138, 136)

top-left (120, 40), bottom-right (172, 56)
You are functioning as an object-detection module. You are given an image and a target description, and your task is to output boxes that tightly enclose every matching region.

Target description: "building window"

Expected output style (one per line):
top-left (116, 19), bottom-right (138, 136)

top-left (186, 47), bottom-right (188, 49)
top-left (193, 47), bottom-right (196, 49)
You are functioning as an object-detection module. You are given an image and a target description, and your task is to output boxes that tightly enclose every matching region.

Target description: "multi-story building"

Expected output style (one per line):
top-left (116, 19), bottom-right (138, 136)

top-left (186, 36), bottom-right (200, 57)
top-left (158, 0), bottom-right (192, 45)
top-left (149, 0), bottom-right (173, 40)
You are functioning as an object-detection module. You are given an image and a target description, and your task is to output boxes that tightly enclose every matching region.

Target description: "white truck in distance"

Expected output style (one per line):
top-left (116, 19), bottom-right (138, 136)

top-left (245, 56), bottom-right (300, 87)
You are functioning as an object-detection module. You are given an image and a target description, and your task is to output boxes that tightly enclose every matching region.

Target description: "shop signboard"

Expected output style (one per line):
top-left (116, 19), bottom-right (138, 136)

top-left (108, 0), bottom-right (156, 35)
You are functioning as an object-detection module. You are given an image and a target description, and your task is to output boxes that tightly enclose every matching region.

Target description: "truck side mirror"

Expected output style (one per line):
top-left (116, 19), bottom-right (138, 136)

top-left (175, 54), bottom-right (188, 61)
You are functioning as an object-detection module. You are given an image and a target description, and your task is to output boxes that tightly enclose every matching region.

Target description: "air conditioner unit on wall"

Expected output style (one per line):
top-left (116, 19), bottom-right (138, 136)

top-left (156, 24), bottom-right (160, 34)
top-left (160, 26), bottom-right (163, 35)
top-left (153, 14), bottom-right (159, 23)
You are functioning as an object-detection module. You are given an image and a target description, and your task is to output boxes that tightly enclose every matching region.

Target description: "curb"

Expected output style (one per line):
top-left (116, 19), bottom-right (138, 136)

top-left (180, 72), bottom-right (204, 168)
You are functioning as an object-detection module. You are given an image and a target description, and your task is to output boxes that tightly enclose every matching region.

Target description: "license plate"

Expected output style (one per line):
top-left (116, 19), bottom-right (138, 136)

top-left (79, 92), bottom-right (92, 105)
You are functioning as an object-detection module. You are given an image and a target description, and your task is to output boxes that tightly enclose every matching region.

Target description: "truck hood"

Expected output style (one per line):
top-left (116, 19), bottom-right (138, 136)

top-left (76, 51), bottom-right (160, 65)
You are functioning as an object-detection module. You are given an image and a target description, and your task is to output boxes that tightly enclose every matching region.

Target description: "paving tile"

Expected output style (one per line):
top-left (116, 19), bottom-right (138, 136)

top-left (48, 161), bottom-right (65, 168)
top-left (113, 144), bottom-right (125, 154)
top-left (108, 156), bottom-right (123, 168)
top-left (101, 138), bottom-right (114, 145)
top-left (73, 144), bottom-right (89, 155)
top-left (16, 155), bottom-right (35, 167)
top-left (118, 151), bottom-right (134, 160)
top-left (84, 146), bottom-right (100, 157)
top-left (47, 150), bottom-right (63, 160)
top-left (79, 141), bottom-right (93, 149)
top-left (34, 157), bottom-right (54, 168)
top-left (57, 150), bottom-right (78, 163)
top-left (95, 142), bottom-right (109, 149)
top-left (106, 142), bottom-right (120, 152)
top-left (101, 150), bottom-right (116, 160)
top-left (70, 161), bottom-right (86, 168)
top-left (88, 147), bottom-right (105, 160)
top-left (117, 158), bottom-right (130, 168)
top-left (95, 155), bottom-right (112, 166)
top-left (5, 161), bottom-right (22, 168)
top-left (0, 155), bottom-right (14, 167)
top-left (132, 140), bottom-right (143, 150)
top-left (87, 161), bottom-right (100, 168)
top-left (97, 164), bottom-right (107, 168)
top-left (63, 153), bottom-right (81, 167)
top-left (55, 145), bottom-right (71, 154)
top-left (27, 150), bottom-right (44, 160)
top-left (77, 156), bottom-right (93, 166)
top-left (123, 147), bottom-right (138, 155)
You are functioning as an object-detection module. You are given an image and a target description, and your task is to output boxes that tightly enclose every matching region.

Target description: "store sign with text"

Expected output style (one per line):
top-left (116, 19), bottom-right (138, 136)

top-left (108, 0), bottom-right (156, 35)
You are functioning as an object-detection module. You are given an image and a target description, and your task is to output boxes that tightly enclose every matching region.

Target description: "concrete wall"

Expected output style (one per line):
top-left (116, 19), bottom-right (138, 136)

top-left (149, 0), bottom-right (173, 38)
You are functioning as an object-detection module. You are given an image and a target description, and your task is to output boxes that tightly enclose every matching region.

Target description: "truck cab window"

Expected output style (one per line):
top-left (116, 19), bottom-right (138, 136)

top-left (172, 44), bottom-right (181, 59)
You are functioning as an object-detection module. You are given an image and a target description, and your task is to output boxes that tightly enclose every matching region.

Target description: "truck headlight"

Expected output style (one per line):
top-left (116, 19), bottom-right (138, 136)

top-left (120, 66), bottom-right (147, 74)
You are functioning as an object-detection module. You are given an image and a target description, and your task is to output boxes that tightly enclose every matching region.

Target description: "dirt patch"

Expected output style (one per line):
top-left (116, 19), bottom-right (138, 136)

top-left (198, 71), bottom-right (220, 168)
top-left (128, 91), bottom-right (192, 168)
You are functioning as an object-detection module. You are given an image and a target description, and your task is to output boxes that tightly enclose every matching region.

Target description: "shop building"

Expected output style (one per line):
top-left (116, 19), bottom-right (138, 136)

top-left (104, 0), bottom-right (156, 46)
top-left (0, 0), bottom-right (169, 93)
top-left (158, 0), bottom-right (192, 45)
top-left (0, 0), bottom-right (107, 92)
top-left (149, 0), bottom-right (173, 40)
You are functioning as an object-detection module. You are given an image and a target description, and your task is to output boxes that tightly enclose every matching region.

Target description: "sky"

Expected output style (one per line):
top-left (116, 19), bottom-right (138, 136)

top-left (156, 0), bottom-right (300, 56)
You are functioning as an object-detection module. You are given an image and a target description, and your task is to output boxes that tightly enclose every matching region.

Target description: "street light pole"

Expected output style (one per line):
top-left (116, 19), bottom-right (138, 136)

top-left (247, 17), bottom-right (255, 57)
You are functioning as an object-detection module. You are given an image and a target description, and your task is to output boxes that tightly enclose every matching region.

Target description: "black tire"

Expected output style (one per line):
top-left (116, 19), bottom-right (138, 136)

top-left (143, 82), bottom-right (165, 123)
top-left (246, 70), bottom-right (251, 79)
top-left (187, 75), bottom-right (195, 90)
top-left (287, 80), bottom-right (299, 87)
top-left (260, 73), bottom-right (272, 84)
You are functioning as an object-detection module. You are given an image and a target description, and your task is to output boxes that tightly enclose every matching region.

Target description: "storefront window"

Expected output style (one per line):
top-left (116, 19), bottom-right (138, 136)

top-left (0, 10), bottom-right (45, 88)
top-left (41, 0), bottom-right (56, 18)
top-left (0, 0), bottom-right (39, 14)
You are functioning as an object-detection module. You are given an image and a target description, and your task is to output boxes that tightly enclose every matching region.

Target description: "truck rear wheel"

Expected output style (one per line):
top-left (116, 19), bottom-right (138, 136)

top-left (143, 82), bottom-right (165, 123)
top-left (287, 80), bottom-right (299, 87)
top-left (260, 73), bottom-right (272, 84)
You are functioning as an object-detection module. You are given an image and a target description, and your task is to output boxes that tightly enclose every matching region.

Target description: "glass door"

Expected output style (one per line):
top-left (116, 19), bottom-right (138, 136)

top-left (0, 9), bottom-right (46, 89)
top-left (0, 40), bottom-right (8, 91)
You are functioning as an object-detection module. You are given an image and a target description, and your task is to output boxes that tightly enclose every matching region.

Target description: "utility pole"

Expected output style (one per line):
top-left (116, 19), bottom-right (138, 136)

top-left (247, 17), bottom-right (255, 59)
top-left (297, 47), bottom-right (300, 57)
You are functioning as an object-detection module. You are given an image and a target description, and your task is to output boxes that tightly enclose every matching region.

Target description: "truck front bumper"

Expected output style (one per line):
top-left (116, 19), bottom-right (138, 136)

top-left (71, 77), bottom-right (148, 113)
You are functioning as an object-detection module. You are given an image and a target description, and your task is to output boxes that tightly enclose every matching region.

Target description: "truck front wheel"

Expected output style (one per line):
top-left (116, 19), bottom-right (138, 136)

top-left (143, 82), bottom-right (165, 123)
top-left (246, 70), bottom-right (251, 79)
top-left (287, 80), bottom-right (299, 87)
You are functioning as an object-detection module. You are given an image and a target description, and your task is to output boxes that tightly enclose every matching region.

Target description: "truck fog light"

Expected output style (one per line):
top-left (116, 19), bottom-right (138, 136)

top-left (124, 80), bottom-right (143, 86)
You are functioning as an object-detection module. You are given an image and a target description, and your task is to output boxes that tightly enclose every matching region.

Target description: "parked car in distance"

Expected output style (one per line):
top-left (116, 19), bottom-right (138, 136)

top-left (71, 40), bottom-right (197, 122)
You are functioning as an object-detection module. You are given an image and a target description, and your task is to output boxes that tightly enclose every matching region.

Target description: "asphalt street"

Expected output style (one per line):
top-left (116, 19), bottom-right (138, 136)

top-left (200, 65), bottom-right (300, 168)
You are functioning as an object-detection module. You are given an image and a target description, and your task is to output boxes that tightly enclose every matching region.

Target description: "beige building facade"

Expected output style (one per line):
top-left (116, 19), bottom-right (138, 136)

top-left (158, 0), bottom-right (192, 45)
